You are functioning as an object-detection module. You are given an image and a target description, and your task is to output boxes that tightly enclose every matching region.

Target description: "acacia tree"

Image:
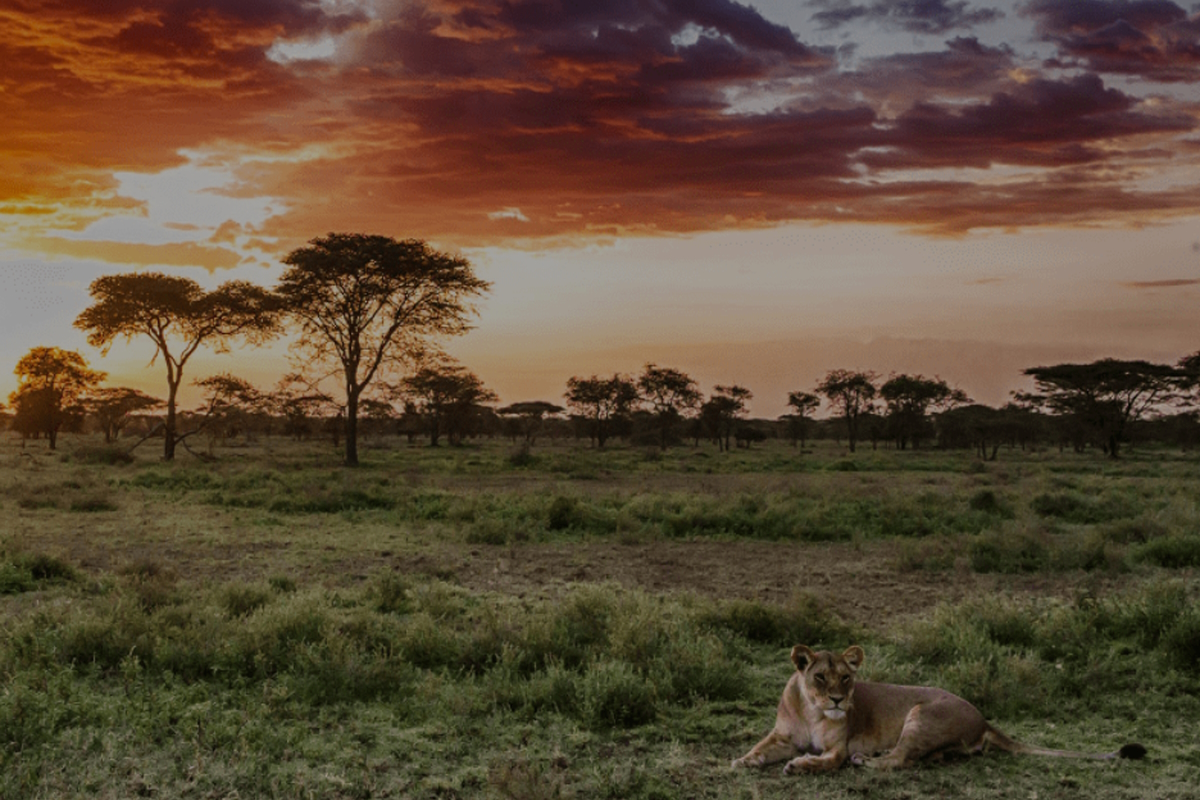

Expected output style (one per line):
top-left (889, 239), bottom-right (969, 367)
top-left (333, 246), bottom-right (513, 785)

top-left (270, 374), bottom-right (338, 442)
top-left (1019, 359), bottom-right (1182, 459)
top-left (564, 374), bottom-right (638, 448)
top-left (74, 272), bottom-right (279, 460)
top-left (399, 362), bottom-right (497, 446)
top-left (637, 364), bottom-right (701, 450)
top-left (86, 387), bottom-right (162, 443)
top-left (277, 233), bottom-right (489, 466)
top-left (879, 374), bottom-right (969, 450)
top-left (497, 401), bottom-right (564, 446)
top-left (815, 369), bottom-right (878, 453)
top-left (783, 390), bottom-right (820, 447)
top-left (9, 347), bottom-right (106, 449)
top-left (700, 384), bottom-right (752, 451)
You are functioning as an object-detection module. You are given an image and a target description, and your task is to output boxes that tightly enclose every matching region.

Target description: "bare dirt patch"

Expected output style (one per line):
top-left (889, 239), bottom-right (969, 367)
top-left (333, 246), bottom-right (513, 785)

top-left (387, 539), bottom-right (1112, 632)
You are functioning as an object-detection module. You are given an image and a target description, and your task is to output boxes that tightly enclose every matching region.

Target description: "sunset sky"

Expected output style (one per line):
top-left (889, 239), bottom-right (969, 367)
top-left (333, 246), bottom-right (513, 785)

top-left (3, 0), bottom-right (1200, 418)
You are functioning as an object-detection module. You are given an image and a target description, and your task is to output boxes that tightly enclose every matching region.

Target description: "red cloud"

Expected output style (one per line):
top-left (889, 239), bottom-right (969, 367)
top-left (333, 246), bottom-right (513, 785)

top-left (3, 0), bottom-right (1200, 259)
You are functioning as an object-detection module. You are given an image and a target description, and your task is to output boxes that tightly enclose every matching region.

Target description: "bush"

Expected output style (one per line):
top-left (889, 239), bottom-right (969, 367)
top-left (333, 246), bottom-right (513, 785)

top-left (968, 489), bottom-right (1013, 517)
top-left (372, 571), bottom-right (411, 614)
top-left (1163, 610), bottom-right (1200, 673)
top-left (1135, 536), bottom-right (1200, 568)
top-left (547, 496), bottom-right (581, 531)
top-left (73, 445), bottom-right (135, 465)
top-left (68, 496), bottom-right (119, 513)
top-left (1031, 491), bottom-right (1138, 524)
top-left (969, 528), bottom-right (1050, 573)
top-left (580, 660), bottom-right (658, 729)
top-left (220, 582), bottom-right (273, 618)
top-left (701, 592), bottom-right (854, 647)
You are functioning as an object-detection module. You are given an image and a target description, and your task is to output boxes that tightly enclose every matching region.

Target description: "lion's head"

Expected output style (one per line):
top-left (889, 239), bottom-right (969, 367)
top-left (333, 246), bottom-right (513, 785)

top-left (790, 645), bottom-right (864, 721)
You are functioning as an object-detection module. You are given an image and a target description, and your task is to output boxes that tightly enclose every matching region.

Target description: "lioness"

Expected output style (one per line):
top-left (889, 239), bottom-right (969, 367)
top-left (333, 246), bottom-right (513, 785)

top-left (732, 645), bottom-right (1146, 773)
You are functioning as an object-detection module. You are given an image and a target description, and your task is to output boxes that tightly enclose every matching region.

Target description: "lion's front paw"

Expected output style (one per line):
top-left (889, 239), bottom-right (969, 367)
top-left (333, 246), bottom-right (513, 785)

top-left (731, 754), bottom-right (764, 770)
top-left (783, 755), bottom-right (817, 775)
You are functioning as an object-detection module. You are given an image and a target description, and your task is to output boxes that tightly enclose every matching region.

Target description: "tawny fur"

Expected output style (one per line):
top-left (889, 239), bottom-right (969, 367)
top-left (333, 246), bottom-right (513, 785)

top-left (731, 645), bottom-right (1145, 774)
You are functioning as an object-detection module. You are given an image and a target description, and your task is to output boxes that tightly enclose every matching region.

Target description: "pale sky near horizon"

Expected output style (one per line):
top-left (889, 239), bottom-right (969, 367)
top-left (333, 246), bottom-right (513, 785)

top-left (3, 0), bottom-right (1199, 418)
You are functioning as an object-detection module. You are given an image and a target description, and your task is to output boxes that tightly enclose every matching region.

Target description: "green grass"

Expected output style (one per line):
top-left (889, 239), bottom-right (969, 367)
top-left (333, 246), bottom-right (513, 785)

top-left (3, 433), bottom-right (1200, 798)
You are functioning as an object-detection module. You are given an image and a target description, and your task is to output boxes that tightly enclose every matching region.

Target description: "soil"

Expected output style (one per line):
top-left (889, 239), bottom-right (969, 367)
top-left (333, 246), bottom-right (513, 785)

top-left (387, 539), bottom-right (1111, 632)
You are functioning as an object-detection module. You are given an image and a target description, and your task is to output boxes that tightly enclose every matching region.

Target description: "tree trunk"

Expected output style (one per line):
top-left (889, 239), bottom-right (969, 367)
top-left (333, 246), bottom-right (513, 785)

top-left (345, 390), bottom-right (360, 466)
top-left (164, 379), bottom-right (179, 461)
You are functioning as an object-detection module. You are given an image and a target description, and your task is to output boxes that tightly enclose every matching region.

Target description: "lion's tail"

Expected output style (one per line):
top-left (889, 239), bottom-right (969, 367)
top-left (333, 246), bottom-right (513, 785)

top-left (981, 724), bottom-right (1146, 761)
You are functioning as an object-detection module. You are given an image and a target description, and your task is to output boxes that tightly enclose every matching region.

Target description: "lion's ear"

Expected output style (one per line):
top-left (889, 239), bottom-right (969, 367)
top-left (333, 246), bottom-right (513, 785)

top-left (843, 645), bottom-right (865, 672)
top-left (791, 645), bottom-right (818, 672)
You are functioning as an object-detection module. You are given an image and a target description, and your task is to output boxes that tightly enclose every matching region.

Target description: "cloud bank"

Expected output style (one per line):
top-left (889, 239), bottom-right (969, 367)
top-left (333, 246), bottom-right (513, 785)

top-left (3, 0), bottom-right (1200, 265)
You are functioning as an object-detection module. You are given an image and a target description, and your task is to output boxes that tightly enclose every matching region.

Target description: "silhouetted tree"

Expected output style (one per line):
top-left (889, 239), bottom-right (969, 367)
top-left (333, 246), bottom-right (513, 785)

top-left (86, 387), bottom-right (162, 443)
top-left (193, 374), bottom-right (269, 448)
top-left (637, 364), bottom-right (701, 450)
top-left (783, 390), bottom-right (820, 447)
top-left (700, 384), bottom-right (752, 451)
top-left (9, 347), bottom-right (105, 449)
top-left (879, 374), bottom-right (969, 450)
top-left (497, 401), bottom-right (564, 446)
top-left (815, 369), bottom-right (878, 453)
top-left (270, 374), bottom-right (337, 442)
top-left (277, 233), bottom-right (489, 466)
top-left (564, 374), bottom-right (638, 448)
top-left (74, 272), bottom-right (279, 461)
top-left (1019, 359), bottom-right (1182, 459)
top-left (399, 362), bottom-right (497, 446)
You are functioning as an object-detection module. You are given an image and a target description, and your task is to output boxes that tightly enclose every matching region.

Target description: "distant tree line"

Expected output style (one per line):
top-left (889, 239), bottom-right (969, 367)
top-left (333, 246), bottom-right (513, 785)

top-left (4, 232), bottom-right (1200, 462)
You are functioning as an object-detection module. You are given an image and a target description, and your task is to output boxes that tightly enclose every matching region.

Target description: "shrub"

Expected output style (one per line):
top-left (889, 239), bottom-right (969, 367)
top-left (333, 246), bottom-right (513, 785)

top-left (701, 592), bottom-right (854, 647)
top-left (466, 518), bottom-right (522, 545)
top-left (580, 660), bottom-right (658, 729)
top-left (547, 496), bottom-right (580, 531)
top-left (1135, 536), bottom-right (1200, 568)
top-left (73, 445), bottom-right (135, 465)
top-left (0, 563), bottom-right (35, 594)
top-left (268, 574), bottom-right (298, 594)
top-left (968, 489), bottom-right (1013, 517)
top-left (1102, 517), bottom-right (1170, 544)
top-left (68, 496), bottom-right (119, 513)
top-left (1163, 610), bottom-right (1200, 673)
top-left (372, 571), bottom-right (411, 614)
top-left (1031, 491), bottom-right (1139, 525)
top-left (220, 582), bottom-right (273, 618)
top-left (969, 528), bottom-right (1050, 573)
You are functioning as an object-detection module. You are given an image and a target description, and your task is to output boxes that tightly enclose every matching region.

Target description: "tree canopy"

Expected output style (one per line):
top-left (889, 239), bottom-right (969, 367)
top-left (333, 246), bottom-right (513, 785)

top-left (815, 369), bottom-right (878, 453)
top-left (879, 374), bottom-right (968, 450)
top-left (1020, 359), bottom-right (1183, 458)
top-left (278, 233), bottom-right (489, 465)
top-left (399, 362), bottom-right (497, 446)
top-left (74, 272), bottom-right (279, 460)
top-left (637, 364), bottom-right (701, 450)
top-left (10, 347), bottom-right (105, 449)
top-left (565, 374), bottom-right (638, 449)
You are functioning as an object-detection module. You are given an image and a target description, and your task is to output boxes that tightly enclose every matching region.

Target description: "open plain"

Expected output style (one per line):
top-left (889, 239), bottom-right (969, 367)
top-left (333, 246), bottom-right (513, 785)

top-left (2, 433), bottom-right (1198, 799)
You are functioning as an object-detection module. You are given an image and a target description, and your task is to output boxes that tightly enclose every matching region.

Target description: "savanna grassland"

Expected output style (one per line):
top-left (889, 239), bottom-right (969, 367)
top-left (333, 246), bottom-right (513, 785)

top-left (3, 434), bottom-right (1200, 799)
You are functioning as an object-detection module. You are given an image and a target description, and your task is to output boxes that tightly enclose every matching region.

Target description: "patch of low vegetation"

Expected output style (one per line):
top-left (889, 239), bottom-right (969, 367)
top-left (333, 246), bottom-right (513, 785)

top-left (0, 550), bottom-right (80, 594)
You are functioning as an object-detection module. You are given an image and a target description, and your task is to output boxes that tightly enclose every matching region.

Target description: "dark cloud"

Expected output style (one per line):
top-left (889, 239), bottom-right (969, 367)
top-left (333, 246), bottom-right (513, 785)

top-left (832, 37), bottom-right (1016, 106)
top-left (861, 73), bottom-right (1193, 169)
top-left (1121, 279), bottom-right (1200, 288)
top-left (1023, 0), bottom-right (1200, 81)
top-left (4, 0), bottom-right (1200, 248)
top-left (811, 0), bottom-right (1004, 34)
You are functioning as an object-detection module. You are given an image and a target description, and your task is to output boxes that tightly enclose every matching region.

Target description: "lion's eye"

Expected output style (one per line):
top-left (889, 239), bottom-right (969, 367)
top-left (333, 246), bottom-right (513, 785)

top-left (813, 674), bottom-right (826, 685)
top-left (841, 676), bottom-right (850, 685)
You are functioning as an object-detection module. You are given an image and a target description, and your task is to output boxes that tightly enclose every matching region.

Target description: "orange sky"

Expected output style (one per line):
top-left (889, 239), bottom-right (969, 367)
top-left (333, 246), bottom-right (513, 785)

top-left (3, 0), bottom-right (1200, 417)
